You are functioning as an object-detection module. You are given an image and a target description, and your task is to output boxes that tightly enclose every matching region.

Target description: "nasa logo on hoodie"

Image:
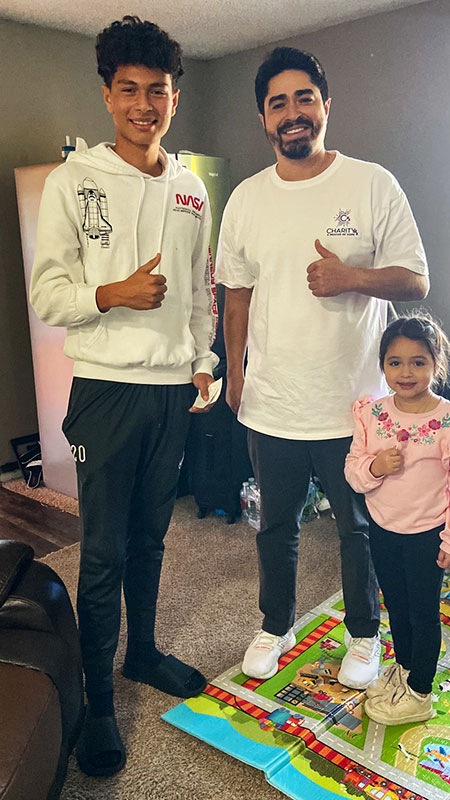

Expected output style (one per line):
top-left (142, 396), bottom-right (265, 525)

top-left (173, 192), bottom-right (204, 220)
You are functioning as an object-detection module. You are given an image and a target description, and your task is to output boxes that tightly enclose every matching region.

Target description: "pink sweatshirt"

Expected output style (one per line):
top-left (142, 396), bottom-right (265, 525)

top-left (344, 394), bottom-right (450, 554)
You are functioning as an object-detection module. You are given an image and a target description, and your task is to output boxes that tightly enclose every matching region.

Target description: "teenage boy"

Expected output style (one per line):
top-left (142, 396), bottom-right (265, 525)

top-left (30, 16), bottom-right (218, 776)
top-left (215, 47), bottom-right (428, 691)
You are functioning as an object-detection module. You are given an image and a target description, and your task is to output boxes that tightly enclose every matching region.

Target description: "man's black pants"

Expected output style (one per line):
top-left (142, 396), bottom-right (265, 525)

top-left (248, 430), bottom-right (380, 638)
top-left (369, 518), bottom-right (444, 695)
top-left (63, 378), bottom-right (194, 696)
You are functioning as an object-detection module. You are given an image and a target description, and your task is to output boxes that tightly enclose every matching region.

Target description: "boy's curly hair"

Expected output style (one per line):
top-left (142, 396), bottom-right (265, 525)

top-left (96, 15), bottom-right (184, 88)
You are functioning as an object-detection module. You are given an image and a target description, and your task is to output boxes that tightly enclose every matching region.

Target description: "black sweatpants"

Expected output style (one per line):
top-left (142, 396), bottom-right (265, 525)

top-left (247, 430), bottom-right (380, 638)
top-left (369, 518), bottom-right (445, 695)
top-left (63, 378), bottom-right (194, 696)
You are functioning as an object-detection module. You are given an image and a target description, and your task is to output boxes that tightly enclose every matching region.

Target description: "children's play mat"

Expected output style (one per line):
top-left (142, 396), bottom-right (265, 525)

top-left (163, 574), bottom-right (450, 800)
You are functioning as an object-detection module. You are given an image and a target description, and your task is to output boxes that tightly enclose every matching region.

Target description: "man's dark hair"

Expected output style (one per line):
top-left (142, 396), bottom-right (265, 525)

top-left (96, 15), bottom-right (184, 87)
top-left (255, 47), bottom-right (328, 115)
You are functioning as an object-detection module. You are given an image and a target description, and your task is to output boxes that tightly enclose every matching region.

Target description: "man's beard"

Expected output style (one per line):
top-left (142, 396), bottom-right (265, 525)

top-left (266, 116), bottom-right (321, 160)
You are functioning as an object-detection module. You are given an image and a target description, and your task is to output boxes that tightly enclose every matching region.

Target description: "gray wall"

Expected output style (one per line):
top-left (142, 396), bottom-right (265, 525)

top-left (200, 0), bottom-right (450, 334)
top-left (0, 18), bottom-right (204, 464)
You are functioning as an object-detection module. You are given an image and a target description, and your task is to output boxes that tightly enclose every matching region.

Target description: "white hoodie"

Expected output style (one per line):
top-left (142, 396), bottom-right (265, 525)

top-left (30, 142), bottom-right (219, 384)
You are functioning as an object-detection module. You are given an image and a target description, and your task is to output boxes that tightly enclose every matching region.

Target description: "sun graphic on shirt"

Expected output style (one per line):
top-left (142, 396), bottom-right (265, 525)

top-left (334, 209), bottom-right (351, 226)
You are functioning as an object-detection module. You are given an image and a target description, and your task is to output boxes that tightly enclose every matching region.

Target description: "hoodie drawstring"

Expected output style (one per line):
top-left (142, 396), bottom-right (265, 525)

top-left (155, 166), bottom-right (170, 275)
top-left (134, 177), bottom-right (146, 269)
top-left (134, 163), bottom-right (169, 275)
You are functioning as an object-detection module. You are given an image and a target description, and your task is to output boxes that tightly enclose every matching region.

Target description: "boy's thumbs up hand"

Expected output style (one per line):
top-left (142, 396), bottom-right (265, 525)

top-left (306, 238), bottom-right (353, 297)
top-left (96, 252), bottom-right (167, 311)
top-left (137, 253), bottom-right (162, 274)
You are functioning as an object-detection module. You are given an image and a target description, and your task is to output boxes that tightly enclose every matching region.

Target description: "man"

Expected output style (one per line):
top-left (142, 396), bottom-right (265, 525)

top-left (215, 47), bottom-right (428, 690)
top-left (30, 16), bottom-right (218, 777)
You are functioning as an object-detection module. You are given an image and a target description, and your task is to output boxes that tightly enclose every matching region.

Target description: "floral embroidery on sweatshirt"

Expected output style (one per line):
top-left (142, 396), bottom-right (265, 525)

top-left (371, 403), bottom-right (450, 445)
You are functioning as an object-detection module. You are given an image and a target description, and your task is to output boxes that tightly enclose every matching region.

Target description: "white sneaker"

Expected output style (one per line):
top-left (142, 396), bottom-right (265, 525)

top-left (242, 628), bottom-right (296, 679)
top-left (338, 631), bottom-right (381, 689)
top-left (365, 683), bottom-right (435, 725)
top-left (365, 662), bottom-right (410, 699)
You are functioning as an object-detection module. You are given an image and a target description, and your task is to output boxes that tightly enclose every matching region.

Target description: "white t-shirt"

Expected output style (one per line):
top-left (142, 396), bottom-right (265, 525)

top-left (215, 152), bottom-right (428, 440)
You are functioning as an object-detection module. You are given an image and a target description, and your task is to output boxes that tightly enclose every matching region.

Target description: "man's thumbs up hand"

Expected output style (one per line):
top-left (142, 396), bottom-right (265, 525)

top-left (314, 240), bottom-right (335, 259)
top-left (306, 238), bottom-right (352, 297)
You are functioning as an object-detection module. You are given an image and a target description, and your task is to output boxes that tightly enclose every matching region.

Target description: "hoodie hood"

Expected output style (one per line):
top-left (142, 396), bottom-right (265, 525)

top-left (67, 141), bottom-right (184, 181)
top-left (67, 142), bottom-right (185, 260)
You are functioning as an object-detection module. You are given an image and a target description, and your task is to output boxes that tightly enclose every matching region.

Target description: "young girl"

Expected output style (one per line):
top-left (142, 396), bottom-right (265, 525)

top-left (345, 314), bottom-right (450, 726)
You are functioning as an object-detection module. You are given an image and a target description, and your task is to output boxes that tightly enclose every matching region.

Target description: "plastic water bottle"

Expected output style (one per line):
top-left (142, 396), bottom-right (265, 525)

top-left (301, 479), bottom-right (320, 522)
top-left (240, 482), bottom-right (249, 521)
top-left (247, 481), bottom-right (260, 530)
top-left (240, 478), bottom-right (261, 529)
top-left (61, 135), bottom-right (75, 160)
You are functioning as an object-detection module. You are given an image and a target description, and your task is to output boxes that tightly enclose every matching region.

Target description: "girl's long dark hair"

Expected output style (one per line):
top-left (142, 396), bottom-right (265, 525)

top-left (379, 313), bottom-right (450, 389)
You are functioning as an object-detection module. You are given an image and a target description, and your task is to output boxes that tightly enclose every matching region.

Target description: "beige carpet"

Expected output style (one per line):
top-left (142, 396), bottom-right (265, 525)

top-left (42, 496), bottom-right (342, 800)
top-left (4, 479), bottom-right (79, 515)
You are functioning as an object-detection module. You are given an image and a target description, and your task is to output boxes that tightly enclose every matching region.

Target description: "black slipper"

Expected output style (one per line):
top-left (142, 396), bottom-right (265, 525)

top-left (122, 653), bottom-right (207, 698)
top-left (76, 708), bottom-right (126, 777)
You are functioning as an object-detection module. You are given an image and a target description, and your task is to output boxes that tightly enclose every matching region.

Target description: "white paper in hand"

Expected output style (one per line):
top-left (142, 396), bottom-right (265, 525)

top-left (192, 378), bottom-right (223, 409)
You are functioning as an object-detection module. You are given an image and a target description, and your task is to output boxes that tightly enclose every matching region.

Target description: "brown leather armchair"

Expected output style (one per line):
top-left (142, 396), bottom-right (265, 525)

top-left (0, 541), bottom-right (84, 800)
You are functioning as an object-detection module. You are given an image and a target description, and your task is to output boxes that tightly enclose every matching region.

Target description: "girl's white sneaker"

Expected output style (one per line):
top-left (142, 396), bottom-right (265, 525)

top-left (365, 683), bottom-right (435, 725)
top-left (365, 661), bottom-right (410, 699)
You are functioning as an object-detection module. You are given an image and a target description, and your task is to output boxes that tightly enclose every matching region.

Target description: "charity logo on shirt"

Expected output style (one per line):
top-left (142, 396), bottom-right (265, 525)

top-left (77, 178), bottom-right (113, 248)
top-left (326, 209), bottom-right (359, 237)
top-left (372, 402), bottom-right (450, 445)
